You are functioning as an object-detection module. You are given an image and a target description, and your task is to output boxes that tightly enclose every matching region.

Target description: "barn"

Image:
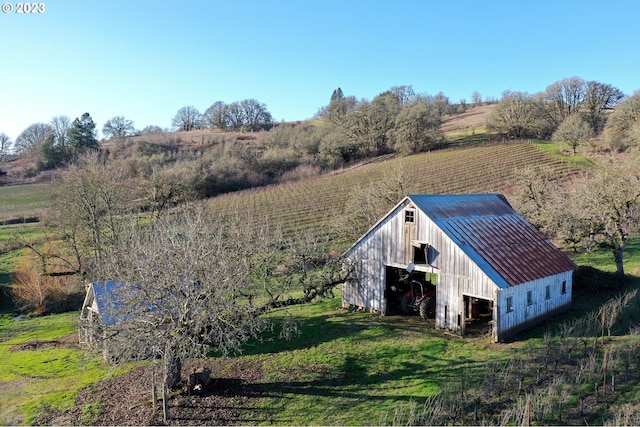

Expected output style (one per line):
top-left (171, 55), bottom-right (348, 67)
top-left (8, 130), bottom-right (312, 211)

top-left (342, 194), bottom-right (577, 342)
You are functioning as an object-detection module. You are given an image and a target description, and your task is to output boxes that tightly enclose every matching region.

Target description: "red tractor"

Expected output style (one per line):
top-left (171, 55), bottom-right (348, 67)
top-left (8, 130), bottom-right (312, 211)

top-left (400, 280), bottom-right (435, 319)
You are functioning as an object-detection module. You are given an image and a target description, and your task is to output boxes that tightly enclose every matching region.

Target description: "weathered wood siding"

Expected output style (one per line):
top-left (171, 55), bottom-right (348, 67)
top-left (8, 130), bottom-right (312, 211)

top-left (343, 196), bottom-right (574, 342)
top-left (495, 270), bottom-right (573, 340)
top-left (343, 202), bottom-right (408, 312)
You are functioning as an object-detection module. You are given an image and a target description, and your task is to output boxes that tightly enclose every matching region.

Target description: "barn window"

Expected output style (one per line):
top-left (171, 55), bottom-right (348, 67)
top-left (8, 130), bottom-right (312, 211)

top-left (405, 209), bottom-right (415, 223)
top-left (506, 296), bottom-right (513, 313)
top-left (527, 290), bottom-right (533, 306)
top-left (561, 280), bottom-right (567, 294)
top-left (545, 285), bottom-right (551, 300)
top-left (412, 242), bottom-right (429, 264)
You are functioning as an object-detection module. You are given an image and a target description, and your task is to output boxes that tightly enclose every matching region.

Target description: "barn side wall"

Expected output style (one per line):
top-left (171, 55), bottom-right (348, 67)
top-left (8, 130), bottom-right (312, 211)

top-left (494, 270), bottom-right (573, 341)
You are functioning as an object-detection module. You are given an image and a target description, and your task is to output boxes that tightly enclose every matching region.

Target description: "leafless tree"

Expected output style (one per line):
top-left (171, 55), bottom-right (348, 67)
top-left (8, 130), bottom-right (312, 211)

top-left (565, 157), bottom-right (640, 278)
top-left (488, 90), bottom-right (543, 138)
top-left (389, 85), bottom-right (416, 106)
top-left (50, 115), bottom-right (71, 153)
top-left (542, 76), bottom-right (587, 128)
top-left (518, 156), bottom-right (640, 278)
top-left (14, 122), bottom-right (52, 156)
top-left (241, 98), bottom-right (273, 131)
top-left (48, 153), bottom-right (130, 273)
top-left (88, 205), bottom-right (351, 389)
top-left (102, 116), bottom-right (136, 140)
top-left (0, 132), bottom-right (11, 162)
top-left (171, 106), bottom-right (202, 131)
top-left (203, 101), bottom-right (230, 130)
top-left (582, 81), bottom-right (625, 133)
top-left (472, 91), bottom-right (482, 106)
top-left (552, 114), bottom-right (594, 154)
top-left (604, 91), bottom-right (640, 152)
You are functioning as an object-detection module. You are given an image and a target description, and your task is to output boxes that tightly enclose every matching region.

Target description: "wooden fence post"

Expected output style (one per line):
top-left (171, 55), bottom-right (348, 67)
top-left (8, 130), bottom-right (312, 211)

top-left (163, 383), bottom-right (169, 423)
top-left (151, 372), bottom-right (157, 411)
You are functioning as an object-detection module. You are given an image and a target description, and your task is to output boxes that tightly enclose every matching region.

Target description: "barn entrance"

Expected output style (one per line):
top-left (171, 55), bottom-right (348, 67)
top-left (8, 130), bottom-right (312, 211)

top-left (461, 295), bottom-right (493, 336)
top-left (384, 265), bottom-right (436, 317)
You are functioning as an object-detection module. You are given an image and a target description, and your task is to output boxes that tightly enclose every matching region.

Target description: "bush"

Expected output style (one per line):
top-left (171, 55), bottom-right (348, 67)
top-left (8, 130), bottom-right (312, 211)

top-left (573, 265), bottom-right (623, 294)
top-left (11, 270), bottom-right (84, 315)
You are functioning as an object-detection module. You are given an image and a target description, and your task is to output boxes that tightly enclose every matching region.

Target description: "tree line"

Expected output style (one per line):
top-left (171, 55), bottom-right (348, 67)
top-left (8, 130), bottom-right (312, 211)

top-left (3, 78), bottom-right (639, 194)
top-left (487, 76), bottom-right (640, 154)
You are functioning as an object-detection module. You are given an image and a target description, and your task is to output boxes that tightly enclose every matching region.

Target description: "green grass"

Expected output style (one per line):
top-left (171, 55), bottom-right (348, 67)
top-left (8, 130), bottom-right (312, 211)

top-left (0, 182), bottom-right (52, 222)
top-left (0, 312), bottom-right (125, 425)
top-left (532, 139), bottom-right (594, 168)
top-left (571, 239), bottom-right (640, 275)
top-left (241, 296), bottom-right (506, 425)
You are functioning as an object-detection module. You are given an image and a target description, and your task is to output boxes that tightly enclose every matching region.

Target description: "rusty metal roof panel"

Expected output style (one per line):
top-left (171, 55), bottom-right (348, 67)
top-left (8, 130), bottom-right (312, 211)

top-left (408, 194), bottom-right (577, 287)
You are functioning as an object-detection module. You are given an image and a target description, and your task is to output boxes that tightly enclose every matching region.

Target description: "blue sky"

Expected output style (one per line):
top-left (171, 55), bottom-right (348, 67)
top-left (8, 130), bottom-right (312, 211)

top-left (1, 0), bottom-right (639, 142)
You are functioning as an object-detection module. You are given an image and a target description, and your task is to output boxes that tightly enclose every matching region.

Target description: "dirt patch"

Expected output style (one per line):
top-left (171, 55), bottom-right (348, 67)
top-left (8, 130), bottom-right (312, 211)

top-left (37, 357), bottom-right (266, 426)
top-left (9, 333), bottom-right (79, 352)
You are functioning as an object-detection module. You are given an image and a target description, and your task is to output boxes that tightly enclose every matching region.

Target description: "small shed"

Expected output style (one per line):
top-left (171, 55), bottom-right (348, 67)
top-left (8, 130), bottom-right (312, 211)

top-left (79, 281), bottom-right (153, 360)
top-left (342, 194), bottom-right (577, 342)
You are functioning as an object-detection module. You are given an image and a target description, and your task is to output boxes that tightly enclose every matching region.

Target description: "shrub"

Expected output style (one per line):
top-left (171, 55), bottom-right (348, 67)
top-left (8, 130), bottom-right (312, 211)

top-left (573, 265), bottom-right (623, 294)
top-left (11, 270), bottom-right (84, 315)
top-left (10, 253), bottom-right (85, 315)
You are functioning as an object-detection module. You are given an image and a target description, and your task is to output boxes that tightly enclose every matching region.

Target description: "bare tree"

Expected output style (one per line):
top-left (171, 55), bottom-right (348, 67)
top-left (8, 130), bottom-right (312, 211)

top-left (102, 116), bottom-right (136, 140)
top-left (203, 101), bottom-right (230, 130)
top-left (241, 99), bottom-right (273, 131)
top-left (0, 132), bottom-right (11, 162)
top-left (50, 115), bottom-right (71, 151)
top-left (14, 122), bottom-right (52, 156)
top-left (542, 76), bottom-right (587, 128)
top-left (171, 106), bottom-right (202, 131)
top-left (88, 205), bottom-right (350, 389)
top-left (49, 153), bottom-right (129, 272)
top-left (565, 156), bottom-right (640, 278)
top-left (389, 85), bottom-right (416, 106)
top-left (225, 102), bottom-right (246, 130)
top-left (604, 91), bottom-right (640, 151)
top-left (488, 91), bottom-right (542, 138)
top-left (472, 91), bottom-right (482, 106)
top-left (582, 81), bottom-right (625, 133)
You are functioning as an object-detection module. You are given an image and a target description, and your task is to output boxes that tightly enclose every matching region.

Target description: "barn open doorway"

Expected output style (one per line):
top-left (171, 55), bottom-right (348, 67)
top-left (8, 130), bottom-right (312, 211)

top-left (384, 265), bottom-right (436, 317)
top-left (461, 295), bottom-right (493, 336)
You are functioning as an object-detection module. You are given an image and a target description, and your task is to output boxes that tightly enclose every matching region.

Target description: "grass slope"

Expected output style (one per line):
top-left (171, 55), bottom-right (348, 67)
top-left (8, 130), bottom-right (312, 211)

top-left (0, 183), bottom-right (51, 223)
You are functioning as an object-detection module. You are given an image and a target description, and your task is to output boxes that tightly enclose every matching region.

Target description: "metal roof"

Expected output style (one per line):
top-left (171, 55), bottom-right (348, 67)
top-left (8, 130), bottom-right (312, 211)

top-left (408, 194), bottom-right (577, 287)
top-left (89, 281), bottom-right (151, 324)
top-left (90, 281), bottom-right (127, 324)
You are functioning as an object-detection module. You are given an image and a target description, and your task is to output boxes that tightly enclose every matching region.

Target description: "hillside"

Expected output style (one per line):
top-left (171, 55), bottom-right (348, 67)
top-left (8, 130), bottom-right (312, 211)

top-left (205, 140), bottom-right (576, 242)
top-left (1, 105), bottom-right (496, 187)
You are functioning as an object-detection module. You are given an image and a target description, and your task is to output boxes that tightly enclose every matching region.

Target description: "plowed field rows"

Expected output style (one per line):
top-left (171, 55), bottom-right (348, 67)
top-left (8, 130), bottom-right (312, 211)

top-left (207, 142), bottom-right (578, 241)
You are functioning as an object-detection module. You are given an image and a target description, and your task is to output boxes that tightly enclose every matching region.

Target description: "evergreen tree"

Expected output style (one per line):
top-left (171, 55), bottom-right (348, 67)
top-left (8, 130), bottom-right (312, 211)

top-left (68, 113), bottom-right (98, 157)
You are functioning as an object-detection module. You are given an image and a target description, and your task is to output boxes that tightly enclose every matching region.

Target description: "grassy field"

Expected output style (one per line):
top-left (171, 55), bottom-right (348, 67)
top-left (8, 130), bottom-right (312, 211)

top-left (0, 312), bottom-right (130, 425)
top-left (0, 183), bottom-right (52, 223)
